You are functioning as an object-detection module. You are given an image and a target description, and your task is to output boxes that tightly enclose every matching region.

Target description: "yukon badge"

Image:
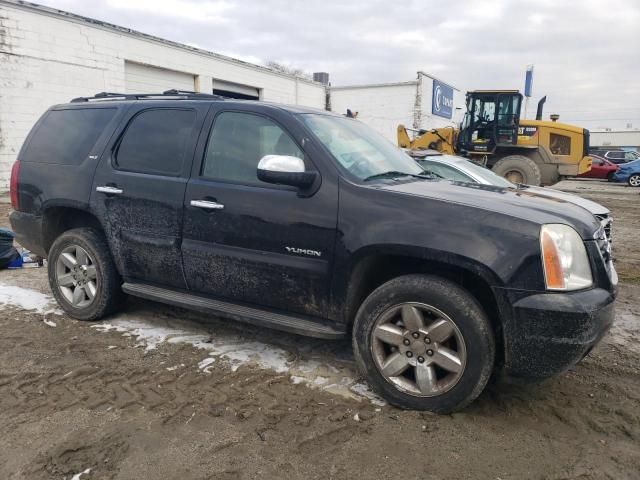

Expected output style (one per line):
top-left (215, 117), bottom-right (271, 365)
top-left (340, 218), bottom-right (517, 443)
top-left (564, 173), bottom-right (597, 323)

top-left (286, 246), bottom-right (322, 257)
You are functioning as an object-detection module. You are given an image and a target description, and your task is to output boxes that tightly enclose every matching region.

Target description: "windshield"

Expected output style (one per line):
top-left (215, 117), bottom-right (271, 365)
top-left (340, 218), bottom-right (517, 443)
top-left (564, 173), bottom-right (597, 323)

top-left (442, 155), bottom-right (516, 188)
top-left (300, 114), bottom-right (425, 181)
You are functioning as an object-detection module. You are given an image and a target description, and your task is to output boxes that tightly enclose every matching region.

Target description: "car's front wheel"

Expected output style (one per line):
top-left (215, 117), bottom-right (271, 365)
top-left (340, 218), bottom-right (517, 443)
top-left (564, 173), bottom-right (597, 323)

top-left (628, 174), bottom-right (640, 187)
top-left (48, 228), bottom-right (124, 321)
top-left (352, 274), bottom-right (495, 413)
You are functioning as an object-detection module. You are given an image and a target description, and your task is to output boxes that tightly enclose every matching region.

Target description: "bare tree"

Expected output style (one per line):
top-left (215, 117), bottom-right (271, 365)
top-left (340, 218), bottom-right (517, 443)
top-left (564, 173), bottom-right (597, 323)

top-left (265, 61), bottom-right (311, 79)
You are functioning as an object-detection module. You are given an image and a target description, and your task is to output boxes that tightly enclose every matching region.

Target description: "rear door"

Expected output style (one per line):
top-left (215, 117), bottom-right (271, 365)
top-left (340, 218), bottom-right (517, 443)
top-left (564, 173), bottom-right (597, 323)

top-left (181, 105), bottom-right (339, 317)
top-left (91, 102), bottom-right (209, 288)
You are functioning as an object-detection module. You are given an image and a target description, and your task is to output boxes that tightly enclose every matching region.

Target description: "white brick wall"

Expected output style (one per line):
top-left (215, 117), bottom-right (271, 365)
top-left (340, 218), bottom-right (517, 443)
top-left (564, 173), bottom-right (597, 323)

top-left (330, 79), bottom-right (463, 143)
top-left (331, 83), bottom-right (418, 142)
top-left (0, 1), bottom-right (326, 189)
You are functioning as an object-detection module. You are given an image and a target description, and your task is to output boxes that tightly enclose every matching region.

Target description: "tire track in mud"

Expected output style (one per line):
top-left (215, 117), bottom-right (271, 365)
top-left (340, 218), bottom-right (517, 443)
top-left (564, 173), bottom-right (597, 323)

top-left (1, 269), bottom-right (640, 478)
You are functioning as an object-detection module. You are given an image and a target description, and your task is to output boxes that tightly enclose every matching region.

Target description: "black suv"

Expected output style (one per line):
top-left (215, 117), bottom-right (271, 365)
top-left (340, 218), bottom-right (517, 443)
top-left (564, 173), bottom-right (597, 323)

top-left (9, 91), bottom-right (617, 413)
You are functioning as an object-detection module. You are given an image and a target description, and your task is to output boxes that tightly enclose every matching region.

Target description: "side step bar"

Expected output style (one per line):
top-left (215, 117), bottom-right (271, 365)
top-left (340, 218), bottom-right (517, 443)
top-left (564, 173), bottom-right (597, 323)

top-left (122, 282), bottom-right (346, 340)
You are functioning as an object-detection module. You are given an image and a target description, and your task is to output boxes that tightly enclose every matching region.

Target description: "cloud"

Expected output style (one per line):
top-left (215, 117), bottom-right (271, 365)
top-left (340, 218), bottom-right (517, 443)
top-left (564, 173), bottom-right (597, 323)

top-left (35, 0), bottom-right (640, 129)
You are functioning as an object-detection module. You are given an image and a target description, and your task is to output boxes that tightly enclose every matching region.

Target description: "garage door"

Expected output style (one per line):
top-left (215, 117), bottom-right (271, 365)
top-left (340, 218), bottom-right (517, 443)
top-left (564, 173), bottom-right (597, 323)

top-left (125, 62), bottom-right (195, 93)
top-left (212, 78), bottom-right (260, 100)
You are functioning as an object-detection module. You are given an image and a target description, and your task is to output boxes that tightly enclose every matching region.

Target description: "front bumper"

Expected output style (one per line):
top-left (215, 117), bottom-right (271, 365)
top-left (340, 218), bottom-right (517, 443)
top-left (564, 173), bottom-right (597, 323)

top-left (612, 172), bottom-right (626, 182)
top-left (495, 286), bottom-right (616, 379)
top-left (9, 211), bottom-right (46, 257)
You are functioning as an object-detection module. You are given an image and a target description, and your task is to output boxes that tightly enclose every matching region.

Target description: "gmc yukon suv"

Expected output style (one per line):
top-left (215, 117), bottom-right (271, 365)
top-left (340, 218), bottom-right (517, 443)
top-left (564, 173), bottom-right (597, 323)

top-left (9, 91), bottom-right (617, 413)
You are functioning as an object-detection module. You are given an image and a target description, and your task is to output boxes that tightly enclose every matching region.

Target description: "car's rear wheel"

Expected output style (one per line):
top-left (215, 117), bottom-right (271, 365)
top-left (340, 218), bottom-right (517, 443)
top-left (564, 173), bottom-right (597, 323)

top-left (628, 174), bottom-right (640, 187)
top-left (48, 228), bottom-right (124, 320)
top-left (352, 274), bottom-right (495, 413)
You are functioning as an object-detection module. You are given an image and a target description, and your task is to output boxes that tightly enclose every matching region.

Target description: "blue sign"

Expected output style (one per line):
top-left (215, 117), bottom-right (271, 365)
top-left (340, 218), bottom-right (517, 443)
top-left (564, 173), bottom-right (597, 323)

top-left (432, 79), bottom-right (454, 119)
top-left (524, 65), bottom-right (534, 97)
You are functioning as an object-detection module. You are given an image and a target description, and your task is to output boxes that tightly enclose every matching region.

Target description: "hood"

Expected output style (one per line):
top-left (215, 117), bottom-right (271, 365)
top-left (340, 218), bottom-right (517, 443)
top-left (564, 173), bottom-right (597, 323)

top-left (376, 179), bottom-right (601, 239)
top-left (522, 186), bottom-right (609, 216)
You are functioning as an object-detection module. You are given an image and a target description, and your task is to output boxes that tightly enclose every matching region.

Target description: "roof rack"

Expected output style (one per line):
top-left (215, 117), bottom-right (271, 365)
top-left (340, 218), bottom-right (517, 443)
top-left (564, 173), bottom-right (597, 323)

top-left (70, 89), bottom-right (227, 103)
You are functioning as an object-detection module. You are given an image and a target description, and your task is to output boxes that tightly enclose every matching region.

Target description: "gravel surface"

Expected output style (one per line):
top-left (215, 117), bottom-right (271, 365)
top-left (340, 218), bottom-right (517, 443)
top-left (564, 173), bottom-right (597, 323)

top-left (0, 179), bottom-right (638, 480)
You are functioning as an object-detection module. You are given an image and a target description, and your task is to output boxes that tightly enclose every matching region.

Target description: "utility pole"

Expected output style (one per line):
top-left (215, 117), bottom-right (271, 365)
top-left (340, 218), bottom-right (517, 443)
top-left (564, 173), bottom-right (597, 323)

top-left (524, 65), bottom-right (534, 119)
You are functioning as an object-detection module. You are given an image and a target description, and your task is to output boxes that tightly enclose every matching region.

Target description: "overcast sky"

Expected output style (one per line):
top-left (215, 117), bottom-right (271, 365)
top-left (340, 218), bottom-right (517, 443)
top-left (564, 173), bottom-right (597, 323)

top-left (37, 0), bottom-right (640, 129)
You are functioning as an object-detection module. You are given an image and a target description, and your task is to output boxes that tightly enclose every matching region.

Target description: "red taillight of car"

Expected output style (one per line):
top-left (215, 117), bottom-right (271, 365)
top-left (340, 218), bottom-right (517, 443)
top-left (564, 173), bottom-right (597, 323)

top-left (9, 160), bottom-right (20, 210)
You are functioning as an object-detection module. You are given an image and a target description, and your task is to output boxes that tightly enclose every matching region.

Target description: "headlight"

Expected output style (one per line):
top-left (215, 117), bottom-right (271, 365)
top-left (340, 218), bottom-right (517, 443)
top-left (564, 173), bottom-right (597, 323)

top-left (540, 224), bottom-right (593, 291)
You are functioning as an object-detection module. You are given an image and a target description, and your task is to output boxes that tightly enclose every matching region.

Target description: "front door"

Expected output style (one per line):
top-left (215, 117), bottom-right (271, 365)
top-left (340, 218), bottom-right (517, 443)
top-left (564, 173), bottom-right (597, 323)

top-left (91, 104), bottom-right (208, 288)
top-left (496, 93), bottom-right (521, 146)
top-left (181, 107), bottom-right (338, 317)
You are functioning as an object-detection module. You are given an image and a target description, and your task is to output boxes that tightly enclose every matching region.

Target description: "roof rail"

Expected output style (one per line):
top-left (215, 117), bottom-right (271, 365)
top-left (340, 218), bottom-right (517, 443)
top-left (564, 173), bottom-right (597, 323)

top-left (70, 89), bottom-right (227, 103)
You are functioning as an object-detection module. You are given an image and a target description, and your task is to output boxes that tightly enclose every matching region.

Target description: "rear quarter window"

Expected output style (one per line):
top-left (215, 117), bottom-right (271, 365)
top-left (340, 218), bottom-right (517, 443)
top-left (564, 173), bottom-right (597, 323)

top-left (22, 108), bottom-right (116, 165)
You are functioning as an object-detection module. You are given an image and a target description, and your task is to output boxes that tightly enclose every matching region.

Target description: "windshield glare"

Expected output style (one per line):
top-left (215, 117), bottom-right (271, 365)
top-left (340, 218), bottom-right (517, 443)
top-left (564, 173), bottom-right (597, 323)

top-left (300, 114), bottom-right (424, 180)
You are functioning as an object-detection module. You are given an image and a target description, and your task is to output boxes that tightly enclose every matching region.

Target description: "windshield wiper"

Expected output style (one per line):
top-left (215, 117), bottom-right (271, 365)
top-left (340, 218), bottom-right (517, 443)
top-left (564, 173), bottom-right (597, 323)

top-left (422, 170), bottom-right (444, 179)
top-left (364, 171), bottom-right (435, 182)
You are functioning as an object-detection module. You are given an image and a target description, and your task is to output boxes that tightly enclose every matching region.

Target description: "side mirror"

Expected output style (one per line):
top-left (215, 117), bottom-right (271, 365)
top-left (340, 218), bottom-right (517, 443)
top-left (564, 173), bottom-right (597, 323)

top-left (257, 155), bottom-right (318, 188)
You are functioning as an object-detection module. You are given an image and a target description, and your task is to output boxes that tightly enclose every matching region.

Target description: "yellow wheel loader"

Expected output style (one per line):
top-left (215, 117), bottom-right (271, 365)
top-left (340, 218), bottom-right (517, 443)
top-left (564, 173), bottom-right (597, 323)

top-left (398, 90), bottom-right (592, 185)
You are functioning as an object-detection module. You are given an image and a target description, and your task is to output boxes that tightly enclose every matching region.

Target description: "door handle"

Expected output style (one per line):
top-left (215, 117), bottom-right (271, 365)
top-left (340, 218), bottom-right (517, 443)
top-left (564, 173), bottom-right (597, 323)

top-left (190, 200), bottom-right (224, 210)
top-left (96, 186), bottom-right (123, 195)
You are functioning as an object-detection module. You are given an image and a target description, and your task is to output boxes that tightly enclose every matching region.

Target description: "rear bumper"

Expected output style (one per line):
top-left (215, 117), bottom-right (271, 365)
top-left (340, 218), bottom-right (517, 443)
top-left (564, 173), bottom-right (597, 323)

top-left (496, 286), bottom-right (616, 379)
top-left (9, 211), bottom-right (46, 257)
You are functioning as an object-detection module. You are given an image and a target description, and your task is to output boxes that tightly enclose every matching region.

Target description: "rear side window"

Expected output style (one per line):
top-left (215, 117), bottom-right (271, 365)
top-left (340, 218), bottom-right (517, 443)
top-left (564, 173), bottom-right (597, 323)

top-left (22, 108), bottom-right (116, 165)
top-left (116, 109), bottom-right (196, 176)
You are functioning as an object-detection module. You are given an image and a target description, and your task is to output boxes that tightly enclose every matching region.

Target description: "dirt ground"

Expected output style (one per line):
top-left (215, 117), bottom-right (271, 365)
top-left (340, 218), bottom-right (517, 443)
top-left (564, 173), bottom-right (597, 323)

top-left (0, 180), bottom-right (639, 480)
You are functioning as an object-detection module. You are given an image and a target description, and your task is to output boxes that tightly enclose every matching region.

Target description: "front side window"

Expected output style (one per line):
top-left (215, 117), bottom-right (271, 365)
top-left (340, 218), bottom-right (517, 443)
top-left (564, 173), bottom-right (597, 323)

top-left (550, 133), bottom-right (571, 155)
top-left (202, 112), bottom-right (303, 184)
top-left (116, 109), bottom-right (196, 176)
top-left (300, 114), bottom-right (423, 181)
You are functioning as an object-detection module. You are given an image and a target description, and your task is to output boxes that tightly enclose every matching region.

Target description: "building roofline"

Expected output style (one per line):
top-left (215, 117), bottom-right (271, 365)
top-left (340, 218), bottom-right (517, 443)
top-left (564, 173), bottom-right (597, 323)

top-left (333, 72), bottom-right (460, 92)
top-left (1, 0), bottom-right (323, 86)
top-left (332, 80), bottom-right (419, 90)
top-left (590, 129), bottom-right (640, 133)
top-left (416, 71), bottom-right (459, 91)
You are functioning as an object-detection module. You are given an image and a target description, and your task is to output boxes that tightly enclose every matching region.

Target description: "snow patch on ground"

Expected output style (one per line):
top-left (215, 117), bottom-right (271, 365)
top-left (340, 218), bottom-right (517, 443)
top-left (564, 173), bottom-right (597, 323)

top-left (92, 313), bottom-right (386, 405)
top-left (0, 282), bottom-right (60, 315)
top-left (0, 282), bottom-right (385, 405)
top-left (70, 468), bottom-right (91, 480)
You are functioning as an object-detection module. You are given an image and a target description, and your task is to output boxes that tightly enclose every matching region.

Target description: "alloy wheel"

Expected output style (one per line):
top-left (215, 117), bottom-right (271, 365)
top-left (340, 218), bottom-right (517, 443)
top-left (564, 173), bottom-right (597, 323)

top-left (55, 245), bottom-right (98, 308)
top-left (371, 303), bottom-right (467, 397)
top-left (629, 175), bottom-right (640, 187)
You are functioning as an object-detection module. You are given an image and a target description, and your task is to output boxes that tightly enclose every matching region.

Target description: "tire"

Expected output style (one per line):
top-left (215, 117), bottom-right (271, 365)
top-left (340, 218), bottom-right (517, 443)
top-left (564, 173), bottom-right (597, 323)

top-left (607, 172), bottom-right (615, 182)
top-left (628, 174), bottom-right (640, 187)
top-left (352, 274), bottom-right (495, 413)
top-left (491, 155), bottom-right (542, 185)
top-left (47, 228), bottom-right (124, 321)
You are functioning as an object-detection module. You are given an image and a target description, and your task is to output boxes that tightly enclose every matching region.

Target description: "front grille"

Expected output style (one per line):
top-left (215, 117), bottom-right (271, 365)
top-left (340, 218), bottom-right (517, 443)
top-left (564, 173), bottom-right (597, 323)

top-left (594, 224), bottom-right (613, 279)
top-left (594, 214), bottom-right (613, 245)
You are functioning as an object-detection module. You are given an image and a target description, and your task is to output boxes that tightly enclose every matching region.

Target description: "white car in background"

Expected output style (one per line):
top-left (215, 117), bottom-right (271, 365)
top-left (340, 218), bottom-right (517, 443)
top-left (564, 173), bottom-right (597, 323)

top-left (410, 150), bottom-right (613, 243)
